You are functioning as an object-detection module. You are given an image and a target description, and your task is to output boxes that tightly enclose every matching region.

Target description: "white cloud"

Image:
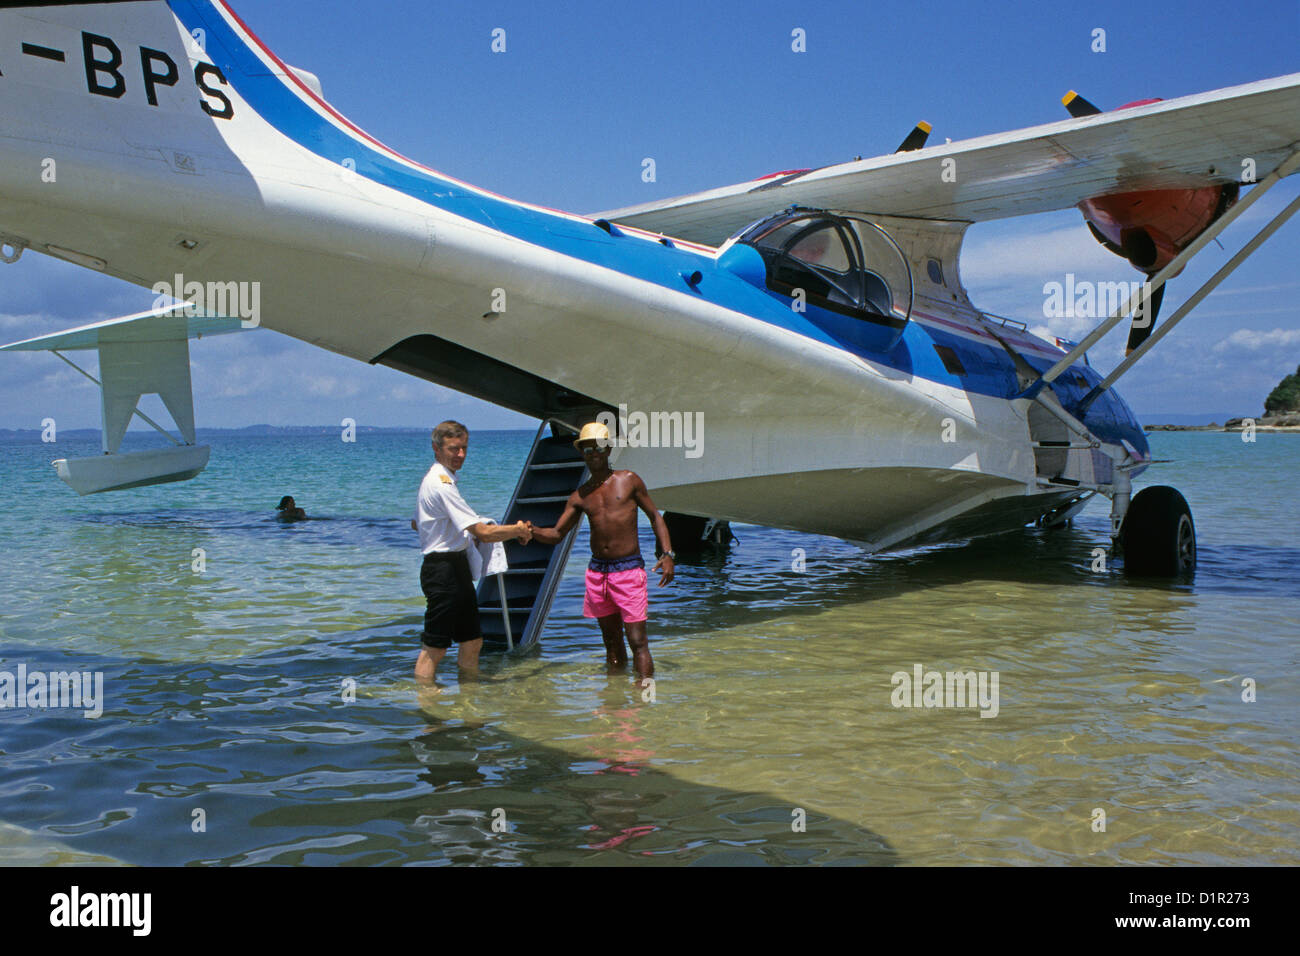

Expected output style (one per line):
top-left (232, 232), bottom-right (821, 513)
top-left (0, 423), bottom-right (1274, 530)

top-left (387, 383), bottom-right (424, 402)
top-left (961, 222), bottom-right (1123, 288)
top-left (0, 311), bottom-right (48, 334)
top-left (192, 355), bottom-right (273, 399)
top-left (1206, 282), bottom-right (1300, 298)
top-left (303, 375), bottom-right (361, 398)
top-left (1191, 306), bottom-right (1300, 319)
top-left (1212, 328), bottom-right (1300, 352)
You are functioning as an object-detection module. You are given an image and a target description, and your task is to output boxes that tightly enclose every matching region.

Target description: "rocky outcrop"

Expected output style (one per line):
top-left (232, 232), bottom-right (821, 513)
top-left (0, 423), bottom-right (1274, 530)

top-left (1264, 364), bottom-right (1300, 416)
top-left (1146, 367), bottom-right (1300, 431)
top-left (1225, 414), bottom-right (1300, 429)
top-left (1145, 414), bottom-right (1300, 431)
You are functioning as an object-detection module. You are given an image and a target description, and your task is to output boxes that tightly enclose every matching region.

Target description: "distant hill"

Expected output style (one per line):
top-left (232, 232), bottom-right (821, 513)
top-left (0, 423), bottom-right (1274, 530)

top-left (1264, 364), bottom-right (1300, 415)
top-left (1140, 412), bottom-right (1239, 427)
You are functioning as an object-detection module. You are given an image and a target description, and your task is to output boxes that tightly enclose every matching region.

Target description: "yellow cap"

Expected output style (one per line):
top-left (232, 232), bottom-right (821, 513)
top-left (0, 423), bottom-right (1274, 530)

top-left (573, 421), bottom-right (612, 449)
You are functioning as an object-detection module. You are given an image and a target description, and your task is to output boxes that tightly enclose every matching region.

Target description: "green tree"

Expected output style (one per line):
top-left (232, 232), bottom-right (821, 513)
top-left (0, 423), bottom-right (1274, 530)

top-left (1264, 364), bottom-right (1300, 415)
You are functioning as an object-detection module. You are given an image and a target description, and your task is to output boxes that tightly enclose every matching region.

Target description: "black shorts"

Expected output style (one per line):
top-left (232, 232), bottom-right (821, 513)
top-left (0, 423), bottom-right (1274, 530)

top-left (420, 551), bottom-right (481, 649)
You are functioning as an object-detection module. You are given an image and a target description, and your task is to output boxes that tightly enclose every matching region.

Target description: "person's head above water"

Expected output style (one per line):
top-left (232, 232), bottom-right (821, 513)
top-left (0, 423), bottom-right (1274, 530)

top-left (276, 495), bottom-right (306, 520)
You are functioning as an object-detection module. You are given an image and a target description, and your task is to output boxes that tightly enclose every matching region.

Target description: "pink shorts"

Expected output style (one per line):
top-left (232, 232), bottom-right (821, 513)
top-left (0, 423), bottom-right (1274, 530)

top-left (583, 559), bottom-right (648, 623)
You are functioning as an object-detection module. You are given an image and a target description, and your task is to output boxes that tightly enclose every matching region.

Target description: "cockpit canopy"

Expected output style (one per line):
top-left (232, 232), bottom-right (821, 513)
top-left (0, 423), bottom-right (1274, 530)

top-left (724, 207), bottom-right (914, 351)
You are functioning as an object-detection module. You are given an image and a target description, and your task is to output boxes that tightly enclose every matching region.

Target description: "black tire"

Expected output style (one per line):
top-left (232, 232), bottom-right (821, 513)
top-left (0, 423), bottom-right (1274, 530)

top-left (1119, 485), bottom-right (1196, 576)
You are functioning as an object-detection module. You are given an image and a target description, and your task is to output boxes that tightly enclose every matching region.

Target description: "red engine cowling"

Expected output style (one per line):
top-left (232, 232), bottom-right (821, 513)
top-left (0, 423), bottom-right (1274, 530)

top-left (1076, 97), bottom-right (1239, 276)
top-left (1079, 183), bottom-right (1239, 277)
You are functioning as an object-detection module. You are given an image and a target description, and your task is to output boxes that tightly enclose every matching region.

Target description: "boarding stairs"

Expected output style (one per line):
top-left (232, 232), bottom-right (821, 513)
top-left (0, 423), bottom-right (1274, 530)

top-left (475, 421), bottom-right (586, 651)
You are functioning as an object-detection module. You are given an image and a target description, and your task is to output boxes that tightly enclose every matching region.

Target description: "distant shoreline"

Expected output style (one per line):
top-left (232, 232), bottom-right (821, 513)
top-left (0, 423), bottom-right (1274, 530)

top-left (0, 424), bottom-right (537, 442)
top-left (1145, 415), bottom-right (1300, 433)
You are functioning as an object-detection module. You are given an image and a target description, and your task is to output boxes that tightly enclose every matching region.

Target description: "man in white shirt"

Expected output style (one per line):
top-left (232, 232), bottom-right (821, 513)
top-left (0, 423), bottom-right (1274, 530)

top-left (410, 421), bottom-right (532, 680)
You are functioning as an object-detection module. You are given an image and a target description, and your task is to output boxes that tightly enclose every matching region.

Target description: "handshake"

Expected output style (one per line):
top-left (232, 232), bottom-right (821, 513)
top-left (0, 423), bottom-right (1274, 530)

top-left (512, 520), bottom-right (535, 544)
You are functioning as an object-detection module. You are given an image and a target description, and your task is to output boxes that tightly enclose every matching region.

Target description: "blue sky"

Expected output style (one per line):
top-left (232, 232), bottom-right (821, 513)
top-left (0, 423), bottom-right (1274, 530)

top-left (2, 0), bottom-right (1297, 428)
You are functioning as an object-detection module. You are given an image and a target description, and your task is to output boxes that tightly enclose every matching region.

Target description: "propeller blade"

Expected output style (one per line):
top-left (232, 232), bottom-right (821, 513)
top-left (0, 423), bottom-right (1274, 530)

top-left (1062, 90), bottom-right (1102, 118)
top-left (895, 121), bottom-right (931, 153)
top-left (1126, 280), bottom-right (1165, 354)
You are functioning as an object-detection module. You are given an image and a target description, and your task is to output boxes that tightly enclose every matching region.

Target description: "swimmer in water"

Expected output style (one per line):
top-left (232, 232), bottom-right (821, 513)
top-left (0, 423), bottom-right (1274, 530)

top-left (276, 495), bottom-right (307, 521)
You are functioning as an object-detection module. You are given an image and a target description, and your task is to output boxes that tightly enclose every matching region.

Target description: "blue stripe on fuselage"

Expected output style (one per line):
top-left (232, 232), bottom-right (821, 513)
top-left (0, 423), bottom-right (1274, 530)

top-left (173, 1), bottom-right (1147, 457)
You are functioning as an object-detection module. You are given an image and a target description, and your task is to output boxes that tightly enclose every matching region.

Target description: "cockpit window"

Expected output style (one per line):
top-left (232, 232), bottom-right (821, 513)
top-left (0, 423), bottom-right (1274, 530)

top-left (863, 271), bottom-right (892, 315)
top-left (788, 225), bottom-right (851, 273)
top-left (737, 209), bottom-right (912, 326)
top-left (753, 218), bottom-right (806, 250)
top-left (749, 218), bottom-right (857, 310)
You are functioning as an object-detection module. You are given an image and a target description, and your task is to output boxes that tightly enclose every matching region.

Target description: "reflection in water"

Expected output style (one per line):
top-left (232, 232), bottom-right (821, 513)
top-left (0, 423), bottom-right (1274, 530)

top-left (585, 680), bottom-right (656, 776)
top-left (580, 681), bottom-right (658, 852)
top-left (395, 695), bottom-right (898, 866)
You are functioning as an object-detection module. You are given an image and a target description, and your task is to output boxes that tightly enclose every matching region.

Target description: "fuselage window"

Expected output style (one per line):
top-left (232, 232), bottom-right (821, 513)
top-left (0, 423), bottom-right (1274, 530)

top-left (933, 344), bottom-right (966, 375)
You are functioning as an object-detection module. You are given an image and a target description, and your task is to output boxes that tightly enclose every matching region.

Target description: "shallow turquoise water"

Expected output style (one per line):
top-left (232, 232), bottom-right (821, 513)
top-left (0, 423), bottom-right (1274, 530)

top-left (0, 429), bottom-right (1296, 865)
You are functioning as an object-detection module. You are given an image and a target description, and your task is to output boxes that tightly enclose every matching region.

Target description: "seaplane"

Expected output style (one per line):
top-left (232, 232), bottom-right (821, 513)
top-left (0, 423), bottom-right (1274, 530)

top-left (3, 1), bottom-right (1299, 647)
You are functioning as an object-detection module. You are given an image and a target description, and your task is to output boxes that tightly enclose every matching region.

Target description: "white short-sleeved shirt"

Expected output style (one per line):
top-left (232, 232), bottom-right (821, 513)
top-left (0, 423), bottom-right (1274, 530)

top-left (414, 462), bottom-right (481, 554)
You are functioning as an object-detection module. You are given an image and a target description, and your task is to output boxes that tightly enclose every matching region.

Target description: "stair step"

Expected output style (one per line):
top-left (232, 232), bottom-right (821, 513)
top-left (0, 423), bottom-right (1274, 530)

top-left (474, 421), bottom-right (590, 651)
top-left (500, 557), bottom-right (550, 571)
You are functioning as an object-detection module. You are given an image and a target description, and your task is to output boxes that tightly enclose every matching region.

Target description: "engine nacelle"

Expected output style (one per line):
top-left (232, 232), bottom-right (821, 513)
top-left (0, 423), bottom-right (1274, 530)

top-left (1078, 182), bottom-right (1239, 276)
top-left (1068, 95), bottom-right (1240, 277)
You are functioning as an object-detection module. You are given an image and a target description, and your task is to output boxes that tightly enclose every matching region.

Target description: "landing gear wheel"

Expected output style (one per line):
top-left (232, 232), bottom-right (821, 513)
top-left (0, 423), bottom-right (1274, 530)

top-left (1118, 485), bottom-right (1196, 576)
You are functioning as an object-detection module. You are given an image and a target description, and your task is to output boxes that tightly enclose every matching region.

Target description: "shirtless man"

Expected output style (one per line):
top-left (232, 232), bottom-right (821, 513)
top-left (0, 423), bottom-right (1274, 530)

top-left (529, 422), bottom-right (674, 678)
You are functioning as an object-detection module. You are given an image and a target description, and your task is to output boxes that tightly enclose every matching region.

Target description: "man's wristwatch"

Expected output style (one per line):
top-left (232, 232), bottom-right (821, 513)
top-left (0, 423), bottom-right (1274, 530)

top-left (663, 550), bottom-right (676, 561)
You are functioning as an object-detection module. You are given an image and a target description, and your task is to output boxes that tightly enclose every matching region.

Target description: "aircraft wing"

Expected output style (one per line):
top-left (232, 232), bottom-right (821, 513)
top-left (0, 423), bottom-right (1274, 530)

top-left (0, 306), bottom-right (248, 352)
top-left (1, 305), bottom-right (254, 494)
top-left (597, 73), bottom-right (1300, 247)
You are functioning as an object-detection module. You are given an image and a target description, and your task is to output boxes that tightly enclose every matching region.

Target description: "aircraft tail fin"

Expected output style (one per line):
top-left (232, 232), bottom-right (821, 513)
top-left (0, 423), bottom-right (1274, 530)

top-left (0, 0), bottom-right (375, 190)
top-left (0, 0), bottom-right (421, 278)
